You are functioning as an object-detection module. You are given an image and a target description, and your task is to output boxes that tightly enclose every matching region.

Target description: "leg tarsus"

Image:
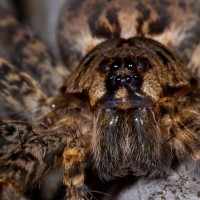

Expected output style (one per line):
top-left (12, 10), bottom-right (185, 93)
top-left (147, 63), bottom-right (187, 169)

top-left (66, 185), bottom-right (88, 200)
top-left (0, 180), bottom-right (22, 200)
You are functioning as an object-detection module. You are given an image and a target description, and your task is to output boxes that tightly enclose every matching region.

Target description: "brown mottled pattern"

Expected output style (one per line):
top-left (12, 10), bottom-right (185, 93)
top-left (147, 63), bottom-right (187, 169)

top-left (0, 99), bottom-right (92, 197)
top-left (0, 58), bottom-right (47, 121)
top-left (58, 0), bottom-right (200, 77)
top-left (0, 1), bottom-right (199, 200)
top-left (0, 8), bottom-right (69, 96)
top-left (0, 121), bottom-right (77, 192)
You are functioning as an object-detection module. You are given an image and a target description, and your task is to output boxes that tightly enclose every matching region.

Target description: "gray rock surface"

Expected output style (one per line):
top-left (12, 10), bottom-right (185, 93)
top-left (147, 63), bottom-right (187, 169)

top-left (106, 165), bottom-right (200, 200)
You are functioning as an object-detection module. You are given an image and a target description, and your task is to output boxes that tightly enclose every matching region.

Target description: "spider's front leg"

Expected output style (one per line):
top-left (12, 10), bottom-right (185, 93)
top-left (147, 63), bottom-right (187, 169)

top-left (37, 103), bottom-right (92, 200)
top-left (63, 138), bottom-right (90, 200)
top-left (0, 106), bottom-right (92, 200)
top-left (0, 179), bottom-right (22, 200)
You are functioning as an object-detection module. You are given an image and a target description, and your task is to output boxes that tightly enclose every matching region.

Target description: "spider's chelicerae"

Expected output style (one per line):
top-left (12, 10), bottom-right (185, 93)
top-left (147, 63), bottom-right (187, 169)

top-left (0, 1), bottom-right (200, 200)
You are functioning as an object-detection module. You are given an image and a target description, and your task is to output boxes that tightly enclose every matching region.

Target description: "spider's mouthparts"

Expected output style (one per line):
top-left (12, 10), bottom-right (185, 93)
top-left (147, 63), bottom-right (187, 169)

top-left (98, 92), bottom-right (152, 110)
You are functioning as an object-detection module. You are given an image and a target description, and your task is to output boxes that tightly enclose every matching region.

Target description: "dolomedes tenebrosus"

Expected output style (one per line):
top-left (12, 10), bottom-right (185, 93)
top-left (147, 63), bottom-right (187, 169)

top-left (0, 36), bottom-right (199, 200)
top-left (0, 0), bottom-right (200, 199)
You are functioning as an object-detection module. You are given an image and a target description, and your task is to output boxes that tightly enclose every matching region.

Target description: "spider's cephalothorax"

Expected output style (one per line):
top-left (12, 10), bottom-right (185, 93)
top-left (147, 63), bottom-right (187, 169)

top-left (66, 37), bottom-right (200, 180)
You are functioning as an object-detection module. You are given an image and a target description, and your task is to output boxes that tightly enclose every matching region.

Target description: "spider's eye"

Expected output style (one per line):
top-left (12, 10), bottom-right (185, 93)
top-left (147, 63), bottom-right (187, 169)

top-left (108, 74), bottom-right (115, 81)
top-left (132, 73), bottom-right (140, 80)
top-left (137, 60), bottom-right (149, 72)
top-left (110, 58), bottom-right (121, 71)
top-left (125, 75), bottom-right (132, 83)
top-left (98, 59), bottom-right (110, 72)
top-left (124, 58), bottom-right (137, 70)
top-left (115, 76), bottom-right (121, 84)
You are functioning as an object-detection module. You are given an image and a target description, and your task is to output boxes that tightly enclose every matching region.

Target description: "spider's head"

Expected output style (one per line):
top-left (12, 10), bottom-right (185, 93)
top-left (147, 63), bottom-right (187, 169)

top-left (66, 37), bottom-right (191, 179)
top-left (88, 54), bottom-right (152, 110)
top-left (66, 37), bottom-right (189, 111)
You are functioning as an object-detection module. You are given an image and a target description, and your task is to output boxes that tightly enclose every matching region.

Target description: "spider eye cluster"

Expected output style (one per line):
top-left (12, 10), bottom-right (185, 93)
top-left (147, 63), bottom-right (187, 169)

top-left (98, 57), bottom-right (149, 87)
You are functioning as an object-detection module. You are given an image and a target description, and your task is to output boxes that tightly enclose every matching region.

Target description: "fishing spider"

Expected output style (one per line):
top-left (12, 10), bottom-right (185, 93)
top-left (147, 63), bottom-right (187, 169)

top-left (0, 35), bottom-right (199, 200)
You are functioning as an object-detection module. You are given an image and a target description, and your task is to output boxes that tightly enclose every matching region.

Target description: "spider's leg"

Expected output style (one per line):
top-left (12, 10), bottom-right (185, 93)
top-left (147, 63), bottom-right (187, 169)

top-left (0, 179), bottom-right (22, 200)
top-left (0, 58), bottom-right (47, 121)
top-left (0, 8), bottom-right (69, 96)
top-left (0, 121), bottom-right (72, 195)
top-left (63, 134), bottom-right (91, 200)
top-left (0, 122), bottom-right (67, 194)
top-left (37, 106), bottom-right (92, 200)
top-left (0, 121), bottom-right (36, 161)
top-left (0, 110), bottom-right (92, 199)
top-left (164, 86), bottom-right (200, 162)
